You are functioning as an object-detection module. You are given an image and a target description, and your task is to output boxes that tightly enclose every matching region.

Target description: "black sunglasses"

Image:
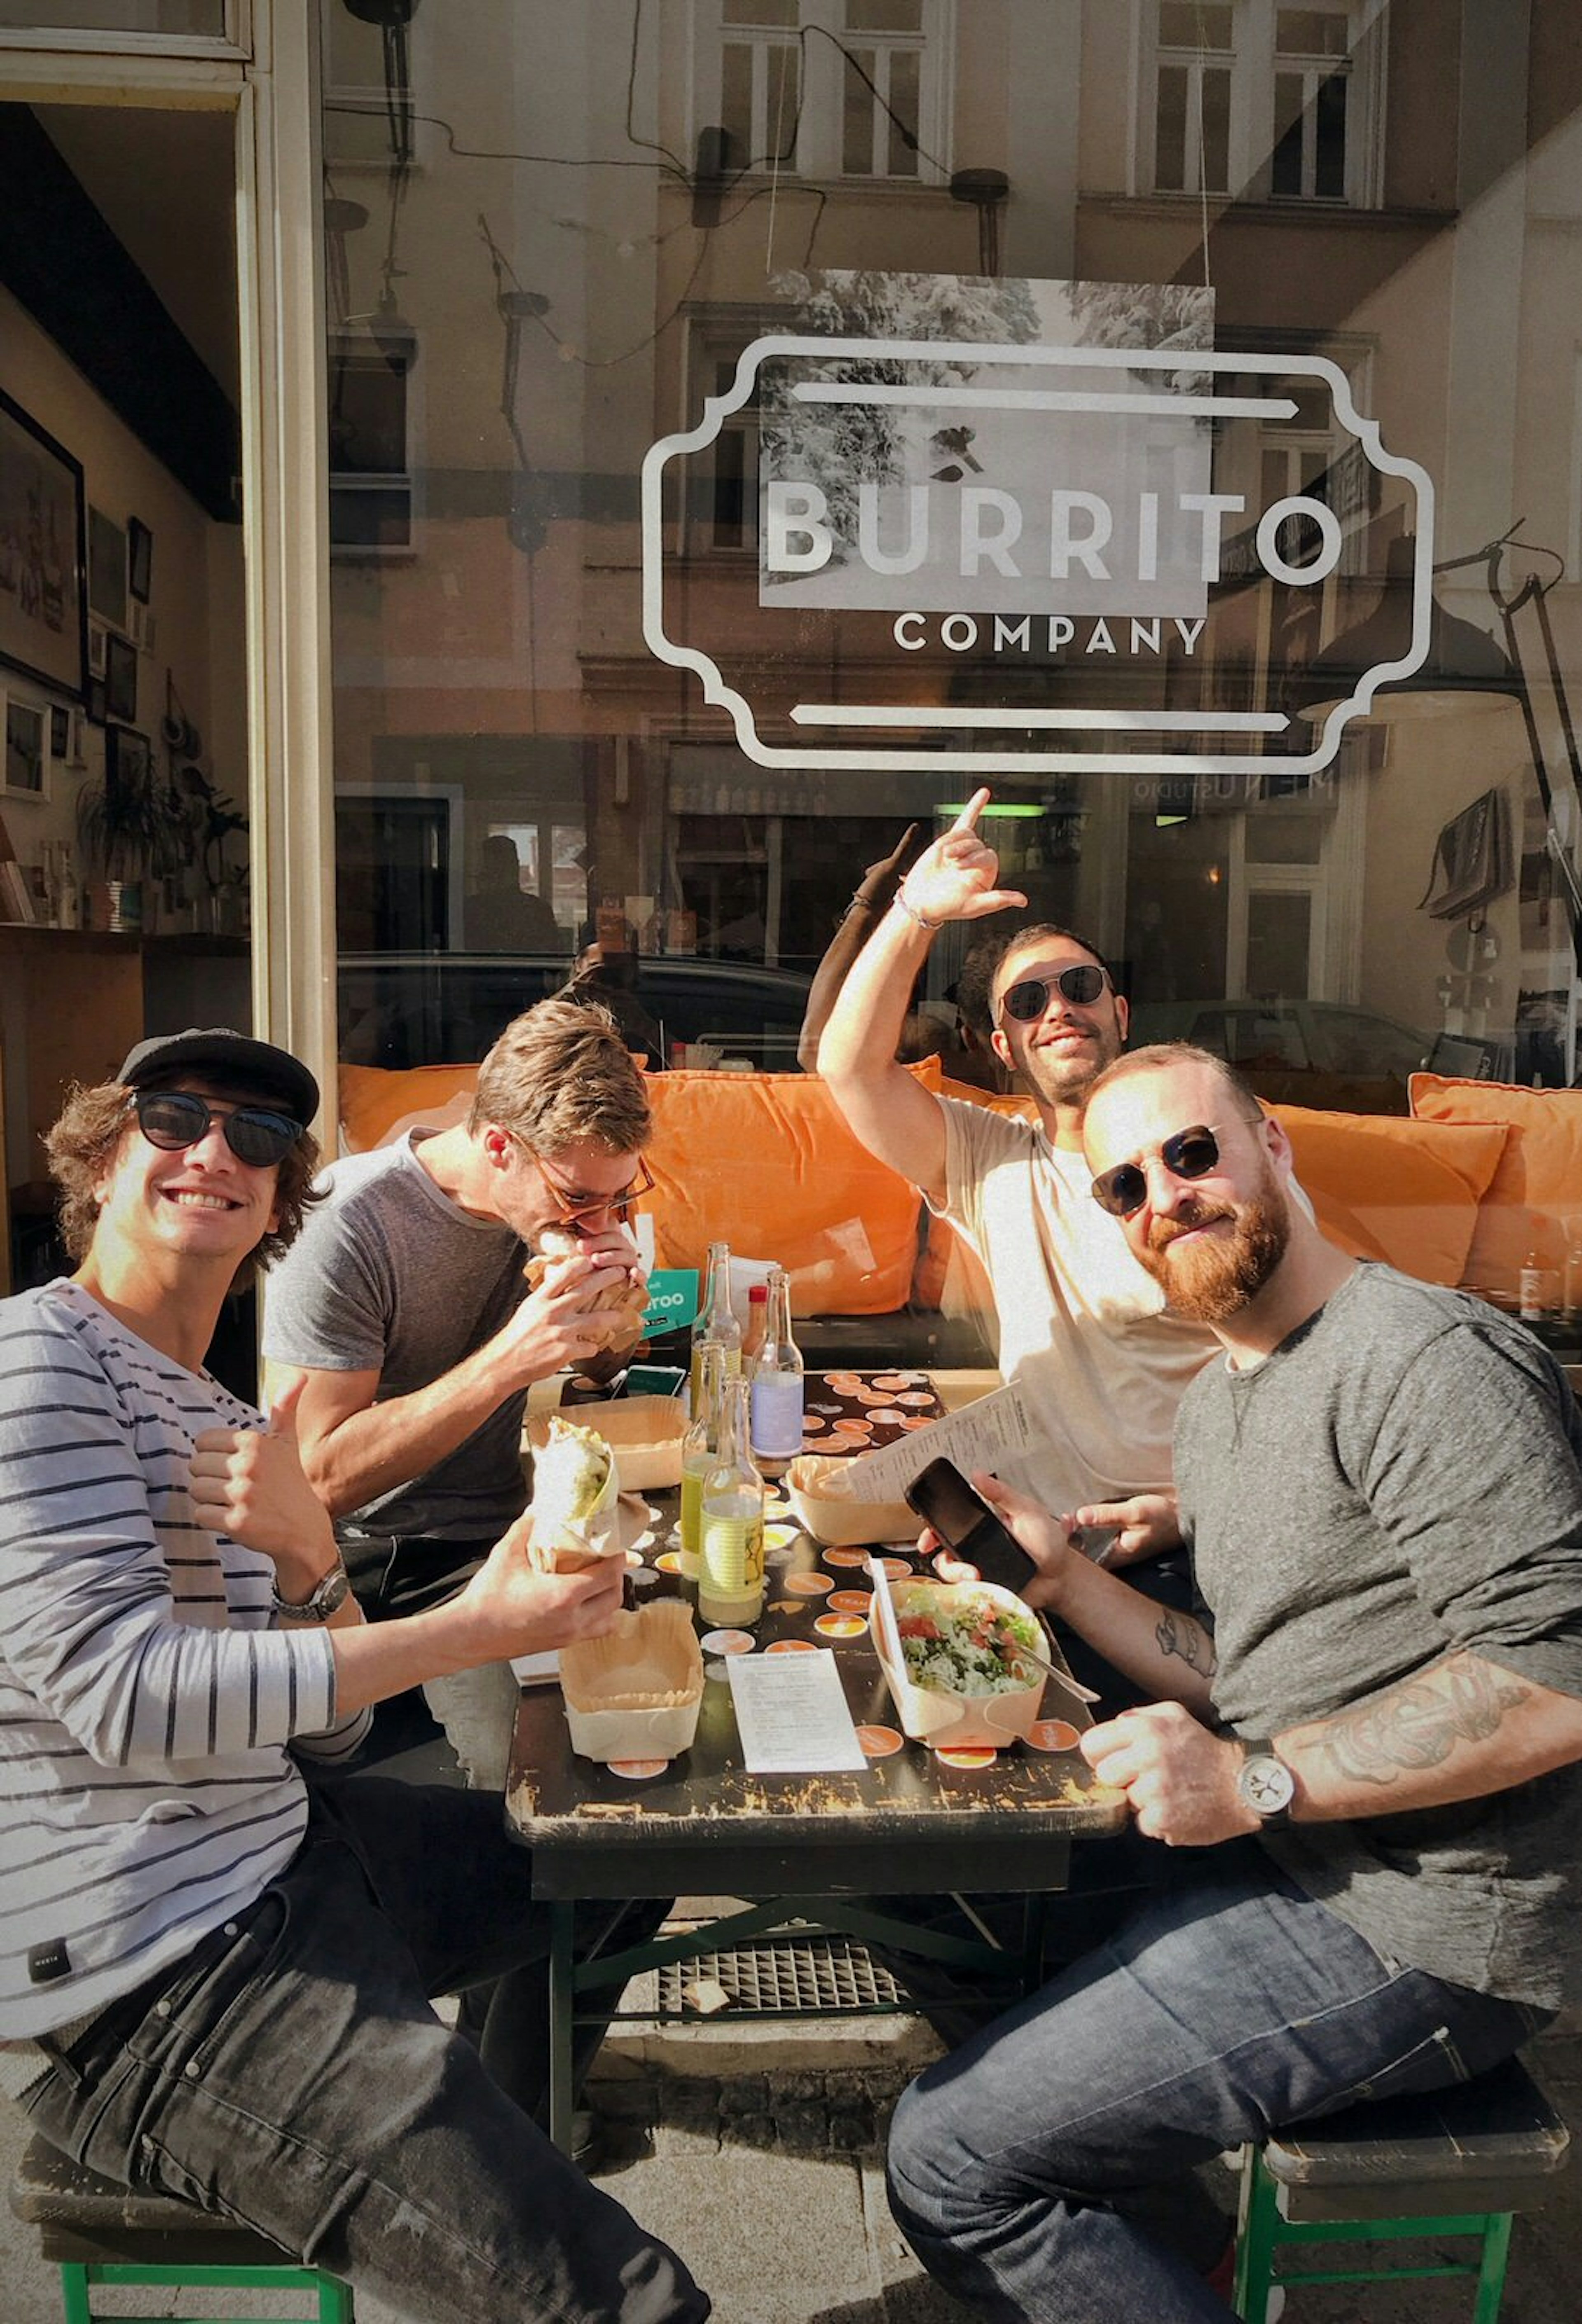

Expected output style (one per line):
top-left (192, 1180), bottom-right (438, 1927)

top-left (132, 1089), bottom-right (302, 1169)
top-left (1091, 1122), bottom-right (1232, 1219)
top-left (1000, 964), bottom-right (1109, 1022)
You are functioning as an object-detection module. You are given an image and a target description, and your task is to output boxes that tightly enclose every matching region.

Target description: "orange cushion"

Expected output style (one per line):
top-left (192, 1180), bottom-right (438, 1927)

top-left (339, 1061), bottom-right (479, 1151)
top-left (1408, 1075), bottom-right (1582, 1293)
top-left (337, 1061), bottom-right (921, 1316)
top-left (644, 1072), bottom-right (920, 1314)
top-left (1268, 1103), bottom-right (1509, 1286)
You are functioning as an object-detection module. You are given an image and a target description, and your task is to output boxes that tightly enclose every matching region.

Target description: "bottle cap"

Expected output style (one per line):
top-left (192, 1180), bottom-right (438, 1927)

top-left (749, 1284), bottom-right (768, 1303)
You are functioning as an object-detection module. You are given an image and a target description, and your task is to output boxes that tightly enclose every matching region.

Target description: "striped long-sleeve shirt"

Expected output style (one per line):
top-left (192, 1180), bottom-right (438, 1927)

top-left (0, 1280), bottom-right (371, 2037)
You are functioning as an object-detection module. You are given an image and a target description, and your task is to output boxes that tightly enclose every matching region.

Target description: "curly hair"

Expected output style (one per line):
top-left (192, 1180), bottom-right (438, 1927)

top-left (45, 1076), bottom-right (323, 1280)
top-left (468, 994), bottom-right (652, 1156)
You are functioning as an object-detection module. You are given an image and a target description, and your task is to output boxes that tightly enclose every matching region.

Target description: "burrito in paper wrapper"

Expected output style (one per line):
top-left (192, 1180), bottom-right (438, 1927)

top-left (526, 1415), bottom-right (620, 1572)
top-left (524, 1224), bottom-right (649, 1355)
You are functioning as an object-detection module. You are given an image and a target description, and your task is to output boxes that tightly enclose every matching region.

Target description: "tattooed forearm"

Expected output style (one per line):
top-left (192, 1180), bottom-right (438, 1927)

top-left (1311, 1655), bottom-right (1533, 1790)
top-left (1154, 1609), bottom-right (1217, 1680)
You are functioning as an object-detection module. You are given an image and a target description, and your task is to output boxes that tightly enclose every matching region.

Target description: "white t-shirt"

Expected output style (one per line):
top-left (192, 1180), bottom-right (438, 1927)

top-left (935, 1096), bottom-right (1222, 1513)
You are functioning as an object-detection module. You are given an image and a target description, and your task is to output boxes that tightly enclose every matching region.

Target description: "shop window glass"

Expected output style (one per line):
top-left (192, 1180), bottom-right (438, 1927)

top-left (328, 338), bottom-right (413, 555)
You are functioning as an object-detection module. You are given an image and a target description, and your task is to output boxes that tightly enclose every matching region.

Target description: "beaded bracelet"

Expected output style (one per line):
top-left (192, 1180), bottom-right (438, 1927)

top-left (892, 890), bottom-right (941, 933)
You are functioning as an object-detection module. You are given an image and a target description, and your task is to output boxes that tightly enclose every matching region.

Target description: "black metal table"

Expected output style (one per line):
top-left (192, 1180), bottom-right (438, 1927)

top-left (504, 1451), bottom-right (1127, 2150)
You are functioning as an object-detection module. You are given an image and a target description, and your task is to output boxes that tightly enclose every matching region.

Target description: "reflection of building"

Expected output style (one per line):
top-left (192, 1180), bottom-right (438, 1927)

top-left (1, 2), bottom-right (1581, 1298)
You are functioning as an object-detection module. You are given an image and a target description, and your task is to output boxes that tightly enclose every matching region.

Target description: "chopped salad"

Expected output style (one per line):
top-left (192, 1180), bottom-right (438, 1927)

top-left (895, 1588), bottom-right (1044, 1697)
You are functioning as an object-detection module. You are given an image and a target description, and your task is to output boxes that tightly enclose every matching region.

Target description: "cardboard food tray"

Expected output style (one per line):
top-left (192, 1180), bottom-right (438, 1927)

top-left (868, 1571), bottom-right (1054, 1751)
top-left (785, 1452), bottom-right (917, 1546)
top-left (559, 1599), bottom-right (704, 1761)
top-left (526, 1396), bottom-right (686, 1493)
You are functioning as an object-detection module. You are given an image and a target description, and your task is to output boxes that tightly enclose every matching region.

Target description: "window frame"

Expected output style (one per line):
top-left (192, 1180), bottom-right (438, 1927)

top-left (692, 0), bottom-right (954, 188)
top-left (1137, 0), bottom-right (1384, 210)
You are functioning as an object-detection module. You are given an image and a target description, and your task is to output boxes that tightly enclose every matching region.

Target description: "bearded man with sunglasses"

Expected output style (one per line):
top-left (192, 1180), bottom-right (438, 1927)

top-left (887, 1040), bottom-right (1582, 2324)
top-left (263, 998), bottom-right (651, 1703)
top-left (0, 1028), bottom-right (709, 2324)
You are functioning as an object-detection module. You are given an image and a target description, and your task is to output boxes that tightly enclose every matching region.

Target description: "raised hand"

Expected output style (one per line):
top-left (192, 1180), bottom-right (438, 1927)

top-left (896, 788), bottom-right (1029, 928)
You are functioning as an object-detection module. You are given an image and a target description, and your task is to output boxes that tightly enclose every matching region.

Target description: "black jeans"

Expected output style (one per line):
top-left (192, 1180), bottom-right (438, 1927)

top-left (26, 1776), bottom-right (708, 2324)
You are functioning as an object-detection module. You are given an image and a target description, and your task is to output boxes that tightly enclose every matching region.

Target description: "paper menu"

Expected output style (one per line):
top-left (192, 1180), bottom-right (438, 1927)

top-left (844, 1381), bottom-right (1038, 1501)
top-left (725, 1650), bottom-right (867, 1773)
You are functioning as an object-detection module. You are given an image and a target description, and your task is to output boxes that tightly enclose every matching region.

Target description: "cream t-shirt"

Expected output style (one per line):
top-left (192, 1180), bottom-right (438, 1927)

top-left (935, 1095), bottom-right (1223, 1514)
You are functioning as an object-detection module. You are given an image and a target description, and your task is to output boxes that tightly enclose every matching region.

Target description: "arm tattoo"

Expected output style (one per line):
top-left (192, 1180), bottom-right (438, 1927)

top-left (1154, 1609), bottom-right (1217, 1680)
top-left (1313, 1655), bottom-right (1533, 1790)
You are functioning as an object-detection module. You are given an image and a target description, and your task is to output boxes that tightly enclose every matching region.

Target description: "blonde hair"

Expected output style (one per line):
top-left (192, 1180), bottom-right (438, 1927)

top-left (468, 994), bottom-right (651, 1155)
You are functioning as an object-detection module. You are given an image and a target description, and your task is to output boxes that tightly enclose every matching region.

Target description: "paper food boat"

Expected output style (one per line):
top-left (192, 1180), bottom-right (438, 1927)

top-left (785, 1452), bottom-right (917, 1547)
top-left (526, 1396), bottom-right (686, 1493)
top-left (867, 1568), bottom-right (1051, 1751)
top-left (559, 1599), bottom-right (704, 1763)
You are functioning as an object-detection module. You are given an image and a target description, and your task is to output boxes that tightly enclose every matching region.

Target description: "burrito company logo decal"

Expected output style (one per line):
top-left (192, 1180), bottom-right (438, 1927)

top-left (642, 332), bottom-right (1433, 778)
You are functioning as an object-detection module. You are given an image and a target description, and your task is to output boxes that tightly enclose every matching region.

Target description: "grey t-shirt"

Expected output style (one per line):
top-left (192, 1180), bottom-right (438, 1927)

top-left (262, 1134), bottom-right (529, 1543)
top-left (1178, 1263), bottom-right (1582, 2010)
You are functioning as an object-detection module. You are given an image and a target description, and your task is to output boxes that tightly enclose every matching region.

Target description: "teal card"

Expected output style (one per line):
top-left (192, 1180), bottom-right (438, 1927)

top-left (642, 1267), bottom-right (699, 1337)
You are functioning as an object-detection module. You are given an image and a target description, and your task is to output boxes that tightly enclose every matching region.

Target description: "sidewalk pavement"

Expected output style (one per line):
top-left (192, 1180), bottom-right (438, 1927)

top-left (4, 1995), bottom-right (1580, 2321)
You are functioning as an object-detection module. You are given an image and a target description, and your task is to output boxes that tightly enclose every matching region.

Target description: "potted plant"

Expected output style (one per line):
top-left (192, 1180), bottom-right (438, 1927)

top-left (76, 728), bottom-right (165, 931)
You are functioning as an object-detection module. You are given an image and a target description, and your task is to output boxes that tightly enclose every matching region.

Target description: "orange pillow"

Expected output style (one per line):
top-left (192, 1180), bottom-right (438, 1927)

top-left (338, 1061), bottom-right (478, 1150)
top-left (1408, 1075), bottom-right (1582, 1294)
top-left (644, 1071), bottom-right (920, 1314)
top-left (1269, 1103), bottom-right (1509, 1286)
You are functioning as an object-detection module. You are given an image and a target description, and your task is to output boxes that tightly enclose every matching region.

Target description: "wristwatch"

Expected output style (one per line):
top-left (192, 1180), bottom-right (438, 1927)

top-left (270, 1557), bottom-right (351, 1624)
top-left (1235, 1736), bottom-right (1296, 1829)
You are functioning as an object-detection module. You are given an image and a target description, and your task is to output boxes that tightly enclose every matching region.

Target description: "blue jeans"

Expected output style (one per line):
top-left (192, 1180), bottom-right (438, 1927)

top-left (25, 1777), bottom-right (709, 2324)
top-left (886, 1839), bottom-right (1546, 2323)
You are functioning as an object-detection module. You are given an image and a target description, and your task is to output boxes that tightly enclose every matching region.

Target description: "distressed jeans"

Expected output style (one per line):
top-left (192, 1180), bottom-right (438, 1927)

top-left (887, 1839), bottom-right (1546, 2323)
top-left (25, 1776), bottom-right (709, 2324)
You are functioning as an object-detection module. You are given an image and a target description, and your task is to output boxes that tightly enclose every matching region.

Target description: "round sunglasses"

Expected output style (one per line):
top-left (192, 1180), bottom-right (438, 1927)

top-left (1000, 963), bottom-right (1109, 1023)
top-left (1090, 1122), bottom-right (1232, 1219)
top-left (131, 1089), bottom-right (303, 1169)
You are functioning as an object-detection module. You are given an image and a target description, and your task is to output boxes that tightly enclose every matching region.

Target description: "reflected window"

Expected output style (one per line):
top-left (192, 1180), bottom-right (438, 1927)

top-left (698, 0), bottom-right (948, 182)
top-left (1147, 0), bottom-right (1376, 206)
top-left (0, 0), bottom-right (226, 30)
top-left (328, 336), bottom-right (414, 554)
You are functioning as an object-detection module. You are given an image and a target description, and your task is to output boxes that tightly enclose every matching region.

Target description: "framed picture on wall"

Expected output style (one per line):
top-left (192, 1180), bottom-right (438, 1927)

top-left (104, 632), bottom-right (138, 725)
top-left (127, 517), bottom-right (153, 603)
top-left (48, 703), bottom-right (69, 760)
top-left (87, 505), bottom-right (128, 632)
top-left (2, 693), bottom-right (48, 799)
top-left (0, 389), bottom-right (88, 701)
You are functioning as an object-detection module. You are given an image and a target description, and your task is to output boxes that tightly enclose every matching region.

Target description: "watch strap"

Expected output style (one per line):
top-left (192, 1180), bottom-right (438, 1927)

top-left (270, 1556), bottom-right (350, 1624)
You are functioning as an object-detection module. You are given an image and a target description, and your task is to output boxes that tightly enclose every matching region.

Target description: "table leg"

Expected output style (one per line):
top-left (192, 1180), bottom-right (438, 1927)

top-left (548, 1898), bottom-right (576, 2153)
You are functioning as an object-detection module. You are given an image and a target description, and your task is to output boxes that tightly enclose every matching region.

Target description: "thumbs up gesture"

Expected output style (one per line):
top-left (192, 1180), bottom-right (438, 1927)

top-left (190, 1375), bottom-right (338, 1568)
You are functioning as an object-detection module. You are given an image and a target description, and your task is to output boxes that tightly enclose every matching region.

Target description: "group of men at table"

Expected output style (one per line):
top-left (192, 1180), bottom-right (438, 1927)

top-left (3, 787), bottom-right (1582, 2324)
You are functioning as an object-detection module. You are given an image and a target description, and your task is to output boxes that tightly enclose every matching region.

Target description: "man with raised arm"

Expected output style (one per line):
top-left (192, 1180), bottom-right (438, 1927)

top-left (263, 995), bottom-right (651, 1779)
top-left (886, 1042), bottom-right (1582, 2323)
top-left (817, 786), bottom-right (1219, 1562)
top-left (0, 1028), bottom-right (708, 2324)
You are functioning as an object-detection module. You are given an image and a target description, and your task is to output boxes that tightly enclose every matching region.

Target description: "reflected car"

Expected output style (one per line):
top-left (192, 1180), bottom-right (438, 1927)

top-left (1124, 998), bottom-right (1437, 1113)
top-left (338, 951), bottom-right (814, 1073)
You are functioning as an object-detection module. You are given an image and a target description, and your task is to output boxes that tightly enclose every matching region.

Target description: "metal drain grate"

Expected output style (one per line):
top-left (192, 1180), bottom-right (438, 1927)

top-left (656, 1935), bottom-right (904, 2016)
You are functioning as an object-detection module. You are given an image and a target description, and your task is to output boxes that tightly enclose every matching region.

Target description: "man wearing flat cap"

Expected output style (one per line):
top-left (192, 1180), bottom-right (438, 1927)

top-left (0, 1029), bottom-right (709, 2324)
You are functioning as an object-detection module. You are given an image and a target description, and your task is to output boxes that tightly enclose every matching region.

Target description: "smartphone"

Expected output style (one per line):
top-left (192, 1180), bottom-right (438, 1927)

top-left (903, 1456), bottom-right (1040, 1595)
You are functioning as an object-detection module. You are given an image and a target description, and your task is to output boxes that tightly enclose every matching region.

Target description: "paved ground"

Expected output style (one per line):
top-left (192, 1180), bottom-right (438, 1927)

top-left (5, 1994), bottom-right (1580, 2321)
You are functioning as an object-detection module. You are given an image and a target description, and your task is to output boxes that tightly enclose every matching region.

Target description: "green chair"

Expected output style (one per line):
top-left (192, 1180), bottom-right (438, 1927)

top-left (10, 2132), bottom-right (353, 2324)
top-left (1232, 2054), bottom-right (1568, 2322)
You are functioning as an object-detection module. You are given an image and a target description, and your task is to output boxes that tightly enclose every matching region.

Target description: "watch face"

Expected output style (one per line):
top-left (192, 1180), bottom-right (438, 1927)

top-left (1240, 1754), bottom-right (1296, 1816)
